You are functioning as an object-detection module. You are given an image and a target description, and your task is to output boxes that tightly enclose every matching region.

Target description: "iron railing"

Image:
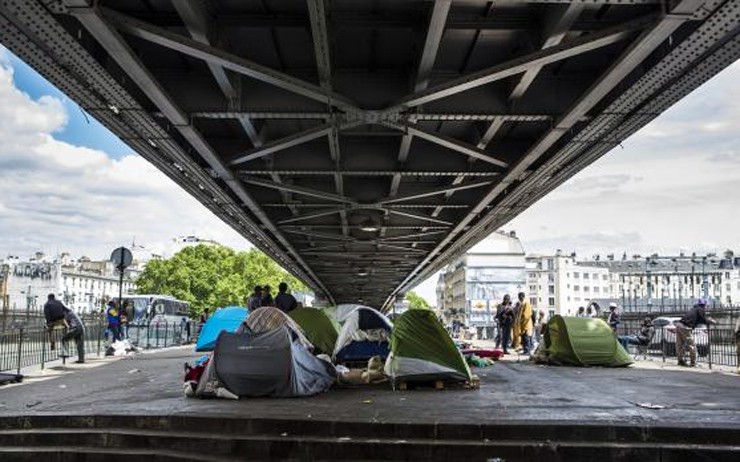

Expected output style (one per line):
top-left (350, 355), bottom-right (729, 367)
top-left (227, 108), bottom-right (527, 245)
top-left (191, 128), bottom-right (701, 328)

top-left (616, 319), bottom-right (738, 369)
top-left (0, 321), bottom-right (196, 376)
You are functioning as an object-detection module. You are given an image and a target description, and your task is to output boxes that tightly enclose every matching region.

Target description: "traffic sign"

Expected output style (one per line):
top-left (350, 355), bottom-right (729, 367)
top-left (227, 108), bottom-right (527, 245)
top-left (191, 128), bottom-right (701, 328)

top-left (110, 247), bottom-right (133, 269)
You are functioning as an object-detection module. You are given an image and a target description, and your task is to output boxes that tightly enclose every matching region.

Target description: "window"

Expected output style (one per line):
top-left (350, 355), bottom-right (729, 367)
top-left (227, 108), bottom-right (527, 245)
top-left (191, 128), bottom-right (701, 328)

top-left (548, 297), bottom-right (555, 307)
top-left (583, 273), bottom-right (590, 280)
top-left (530, 297), bottom-right (537, 306)
top-left (574, 285), bottom-right (580, 291)
top-left (602, 274), bottom-right (608, 281)
top-left (575, 297), bottom-right (581, 302)
top-left (594, 287), bottom-right (600, 293)
top-left (583, 286), bottom-right (590, 293)
top-left (573, 272), bottom-right (580, 279)
top-left (547, 259), bottom-right (554, 270)
top-left (548, 285), bottom-right (555, 295)
top-left (567, 296), bottom-right (571, 301)
top-left (549, 309), bottom-right (555, 318)
top-left (566, 273), bottom-right (570, 278)
top-left (548, 273), bottom-right (555, 283)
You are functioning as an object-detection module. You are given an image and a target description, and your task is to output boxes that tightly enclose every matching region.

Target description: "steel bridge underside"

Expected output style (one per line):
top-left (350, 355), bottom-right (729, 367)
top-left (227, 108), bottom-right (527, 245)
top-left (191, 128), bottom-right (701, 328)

top-left (1, 0), bottom-right (738, 309)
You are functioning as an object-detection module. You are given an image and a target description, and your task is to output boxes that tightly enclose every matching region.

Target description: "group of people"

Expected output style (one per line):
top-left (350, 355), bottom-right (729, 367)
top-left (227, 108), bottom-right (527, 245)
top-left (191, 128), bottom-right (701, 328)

top-left (247, 282), bottom-right (298, 313)
top-left (43, 293), bottom-right (85, 364)
top-left (493, 292), bottom-right (544, 356)
top-left (615, 297), bottom-right (719, 368)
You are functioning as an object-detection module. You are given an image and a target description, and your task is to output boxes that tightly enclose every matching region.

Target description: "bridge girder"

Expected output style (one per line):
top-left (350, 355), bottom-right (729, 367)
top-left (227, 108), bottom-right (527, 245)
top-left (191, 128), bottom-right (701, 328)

top-left (0, 0), bottom-right (738, 309)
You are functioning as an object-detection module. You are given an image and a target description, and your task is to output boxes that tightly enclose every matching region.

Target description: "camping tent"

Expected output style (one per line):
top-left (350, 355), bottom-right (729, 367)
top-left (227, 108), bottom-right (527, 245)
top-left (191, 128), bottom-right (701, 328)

top-left (288, 307), bottom-right (338, 355)
top-left (335, 303), bottom-right (375, 323)
top-left (195, 306), bottom-right (248, 352)
top-left (534, 315), bottom-right (633, 367)
top-left (385, 309), bottom-right (472, 383)
top-left (197, 327), bottom-right (335, 398)
top-left (333, 306), bottom-right (393, 363)
top-left (238, 306), bottom-right (313, 350)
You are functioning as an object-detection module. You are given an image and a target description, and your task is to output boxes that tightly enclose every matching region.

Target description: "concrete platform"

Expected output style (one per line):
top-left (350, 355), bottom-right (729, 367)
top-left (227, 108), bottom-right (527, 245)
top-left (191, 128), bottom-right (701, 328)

top-left (0, 346), bottom-right (738, 460)
top-left (1, 346), bottom-right (738, 425)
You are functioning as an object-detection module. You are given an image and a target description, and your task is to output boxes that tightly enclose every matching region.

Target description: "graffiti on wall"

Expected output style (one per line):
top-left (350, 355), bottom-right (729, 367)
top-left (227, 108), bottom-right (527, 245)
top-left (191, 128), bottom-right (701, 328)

top-left (12, 263), bottom-right (55, 280)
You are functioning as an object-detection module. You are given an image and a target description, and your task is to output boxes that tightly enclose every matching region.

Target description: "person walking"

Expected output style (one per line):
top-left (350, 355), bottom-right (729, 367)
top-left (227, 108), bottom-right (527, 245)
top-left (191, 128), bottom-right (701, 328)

top-left (43, 294), bottom-right (67, 351)
top-left (607, 302), bottom-right (621, 333)
top-left (61, 307), bottom-right (85, 363)
top-left (675, 298), bottom-right (716, 367)
top-left (106, 301), bottom-right (122, 342)
top-left (576, 306), bottom-right (586, 318)
top-left (517, 292), bottom-right (534, 354)
top-left (247, 286), bottom-right (263, 311)
top-left (274, 282), bottom-right (298, 313)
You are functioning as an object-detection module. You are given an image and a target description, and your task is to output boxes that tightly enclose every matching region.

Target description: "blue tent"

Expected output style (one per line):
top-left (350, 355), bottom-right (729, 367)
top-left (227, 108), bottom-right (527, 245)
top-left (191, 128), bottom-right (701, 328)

top-left (195, 306), bottom-right (248, 351)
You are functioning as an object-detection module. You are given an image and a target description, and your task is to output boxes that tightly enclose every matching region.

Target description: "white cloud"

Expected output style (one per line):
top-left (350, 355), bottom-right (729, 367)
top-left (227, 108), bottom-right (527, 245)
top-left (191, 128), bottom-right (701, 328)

top-left (507, 58), bottom-right (740, 257)
top-left (0, 61), bottom-right (251, 260)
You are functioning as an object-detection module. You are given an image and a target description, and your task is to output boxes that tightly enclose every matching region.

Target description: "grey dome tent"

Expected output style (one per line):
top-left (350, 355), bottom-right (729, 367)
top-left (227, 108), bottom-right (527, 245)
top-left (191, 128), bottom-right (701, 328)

top-left (196, 326), bottom-right (335, 398)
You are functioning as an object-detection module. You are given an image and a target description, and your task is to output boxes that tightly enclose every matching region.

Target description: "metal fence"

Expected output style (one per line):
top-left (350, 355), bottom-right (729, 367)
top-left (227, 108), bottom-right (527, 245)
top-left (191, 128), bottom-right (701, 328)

top-left (616, 319), bottom-right (738, 369)
top-left (0, 321), bottom-right (195, 376)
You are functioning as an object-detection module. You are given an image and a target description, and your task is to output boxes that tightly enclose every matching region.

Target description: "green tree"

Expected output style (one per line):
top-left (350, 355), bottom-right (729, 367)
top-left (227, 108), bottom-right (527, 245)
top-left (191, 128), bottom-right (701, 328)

top-left (406, 291), bottom-right (431, 310)
top-left (136, 244), bottom-right (308, 316)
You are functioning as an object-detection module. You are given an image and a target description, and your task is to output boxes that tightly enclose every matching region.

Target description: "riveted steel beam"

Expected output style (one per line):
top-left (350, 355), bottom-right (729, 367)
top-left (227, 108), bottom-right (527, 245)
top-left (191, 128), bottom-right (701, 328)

top-left (386, 15), bottom-right (652, 110)
top-left (63, 2), bottom-right (333, 301)
top-left (101, 7), bottom-right (360, 112)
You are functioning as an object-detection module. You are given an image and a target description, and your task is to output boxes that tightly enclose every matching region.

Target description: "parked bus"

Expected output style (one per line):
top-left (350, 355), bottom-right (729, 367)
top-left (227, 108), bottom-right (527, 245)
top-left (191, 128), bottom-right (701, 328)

top-left (117, 294), bottom-right (190, 324)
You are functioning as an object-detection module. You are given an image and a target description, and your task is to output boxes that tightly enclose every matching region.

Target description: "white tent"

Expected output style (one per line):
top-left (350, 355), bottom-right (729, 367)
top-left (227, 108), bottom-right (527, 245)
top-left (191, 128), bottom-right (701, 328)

top-left (333, 306), bottom-right (393, 362)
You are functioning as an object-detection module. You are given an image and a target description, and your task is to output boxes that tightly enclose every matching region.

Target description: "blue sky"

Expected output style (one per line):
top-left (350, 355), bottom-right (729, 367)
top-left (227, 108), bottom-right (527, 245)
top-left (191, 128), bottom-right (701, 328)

top-left (4, 50), bottom-right (133, 158)
top-left (0, 44), bottom-right (738, 306)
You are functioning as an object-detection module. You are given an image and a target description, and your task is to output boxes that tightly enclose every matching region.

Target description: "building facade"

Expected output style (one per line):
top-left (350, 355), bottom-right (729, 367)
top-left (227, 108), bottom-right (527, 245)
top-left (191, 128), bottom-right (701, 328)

top-left (1, 253), bottom-right (137, 316)
top-left (526, 251), bottom-right (611, 318)
top-left (437, 231), bottom-right (527, 336)
top-left (526, 251), bottom-right (740, 315)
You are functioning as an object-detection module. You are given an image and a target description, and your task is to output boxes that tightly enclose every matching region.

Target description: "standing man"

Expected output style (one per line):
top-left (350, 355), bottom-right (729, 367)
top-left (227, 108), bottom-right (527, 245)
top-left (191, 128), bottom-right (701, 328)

top-left (675, 297), bottom-right (716, 367)
top-left (607, 302), bottom-right (621, 333)
top-left (247, 286), bottom-right (263, 311)
top-left (43, 294), bottom-right (67, 350)
top-left (274, 282), bottom-right (298, 313)
top-left (261, 285), bottom-right (275, 307)
top-left (61, 307), bottom-right (85, 363)
top-left (494, 294), bottom-right (512, 348)
top-left (106, 301), bottom-right (121, 342)
top-left (517, 292), bottom-right (533, 354)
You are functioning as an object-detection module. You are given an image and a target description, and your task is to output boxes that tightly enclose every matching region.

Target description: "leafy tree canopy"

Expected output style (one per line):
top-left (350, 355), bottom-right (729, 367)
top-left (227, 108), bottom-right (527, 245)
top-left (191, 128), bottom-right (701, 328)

top-left (406, 291), bottom-right (431, 310)
top-left (136, 244), bottom-right (308, 316)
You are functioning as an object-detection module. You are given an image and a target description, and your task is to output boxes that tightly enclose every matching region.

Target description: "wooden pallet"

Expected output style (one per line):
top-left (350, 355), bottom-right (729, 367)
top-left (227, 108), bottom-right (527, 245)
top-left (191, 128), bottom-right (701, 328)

top-left (396, 375), bottom-right (480, 391)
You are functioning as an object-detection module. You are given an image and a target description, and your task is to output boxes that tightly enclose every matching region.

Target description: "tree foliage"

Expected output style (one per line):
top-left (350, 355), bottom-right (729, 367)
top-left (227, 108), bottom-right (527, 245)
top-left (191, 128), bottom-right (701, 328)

top-left (406, 291), bottom-right (431, 310)
top-left (135, 244), bottom-right (308, 316)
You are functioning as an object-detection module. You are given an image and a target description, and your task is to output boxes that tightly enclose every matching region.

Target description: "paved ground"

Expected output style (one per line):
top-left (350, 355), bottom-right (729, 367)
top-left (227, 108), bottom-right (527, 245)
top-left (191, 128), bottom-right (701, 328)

top-left (1, 346), bottom-right (738, 428)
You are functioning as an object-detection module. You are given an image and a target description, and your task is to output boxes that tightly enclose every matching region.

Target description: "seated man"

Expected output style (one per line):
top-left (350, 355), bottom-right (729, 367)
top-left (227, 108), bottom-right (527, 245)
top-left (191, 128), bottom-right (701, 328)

top-left (43, 294), bottom-right (68, 350)
top-left (618, 317), bottom-right (655, 350)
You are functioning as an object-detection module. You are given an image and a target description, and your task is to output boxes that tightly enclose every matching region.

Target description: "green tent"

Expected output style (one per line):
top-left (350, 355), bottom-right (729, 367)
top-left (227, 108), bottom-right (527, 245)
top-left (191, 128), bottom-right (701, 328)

top-left (385, 309), bottom-right (472, 382)
top-left (288, 307), bottom-right (339, 355)
top-left (535, 315), bottom-right (633, 367)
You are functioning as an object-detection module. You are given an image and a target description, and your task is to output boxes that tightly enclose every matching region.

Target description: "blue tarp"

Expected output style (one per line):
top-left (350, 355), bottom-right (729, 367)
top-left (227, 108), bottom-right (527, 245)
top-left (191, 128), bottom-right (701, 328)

top-left (335, 340), bottom-right (390, 363)
top-left (195, 306), bottom-right (248, 352)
